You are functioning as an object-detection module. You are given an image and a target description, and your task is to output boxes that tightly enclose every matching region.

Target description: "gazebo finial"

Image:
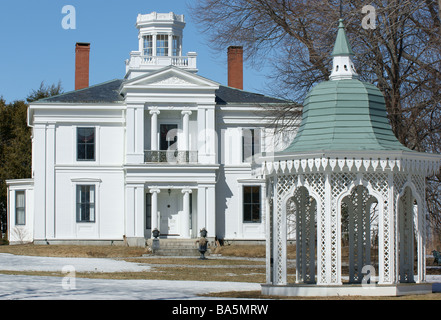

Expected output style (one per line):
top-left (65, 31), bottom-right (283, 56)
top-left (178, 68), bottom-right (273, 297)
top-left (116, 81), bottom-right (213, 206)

top-left (339, 0), bottom-right (343, 19)
top-left (329, 18), bottom-right (358, 80)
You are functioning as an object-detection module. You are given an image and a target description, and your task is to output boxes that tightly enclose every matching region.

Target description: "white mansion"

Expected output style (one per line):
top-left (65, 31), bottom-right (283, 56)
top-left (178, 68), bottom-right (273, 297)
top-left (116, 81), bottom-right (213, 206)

top-left (6, 12), bottom-right (291, 246)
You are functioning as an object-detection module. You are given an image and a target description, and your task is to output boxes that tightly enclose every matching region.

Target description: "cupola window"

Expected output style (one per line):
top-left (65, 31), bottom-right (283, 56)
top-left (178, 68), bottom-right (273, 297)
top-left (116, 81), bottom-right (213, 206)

top-left (156, 34), bottom-right (169, 56)
top-left (143, 35), bottom-right (153, 56)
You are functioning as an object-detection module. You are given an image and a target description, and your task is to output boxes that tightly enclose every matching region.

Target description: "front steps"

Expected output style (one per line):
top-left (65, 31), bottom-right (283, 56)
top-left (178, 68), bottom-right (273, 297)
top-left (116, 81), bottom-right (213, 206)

top-left (146, 239), bottom-right (211, 257)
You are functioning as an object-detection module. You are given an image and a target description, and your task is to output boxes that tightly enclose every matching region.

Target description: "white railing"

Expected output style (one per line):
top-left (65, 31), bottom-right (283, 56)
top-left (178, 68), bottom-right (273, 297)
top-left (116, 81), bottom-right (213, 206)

top-left (137, 12), bottom-right (185, 24)
top-left (144, 150), bottom-right (198, 164)
top-left (126, 51), bottom-right (197, 72)
top-left (141, 56), bottom-right (189, 67)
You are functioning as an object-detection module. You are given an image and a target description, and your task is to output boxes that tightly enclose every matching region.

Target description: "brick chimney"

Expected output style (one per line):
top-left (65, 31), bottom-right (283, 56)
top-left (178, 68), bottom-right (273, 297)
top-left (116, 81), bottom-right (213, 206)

top-left (75, 42), bottom-right (90, 90)
top-left (228, 46), bottom-right (243, 90)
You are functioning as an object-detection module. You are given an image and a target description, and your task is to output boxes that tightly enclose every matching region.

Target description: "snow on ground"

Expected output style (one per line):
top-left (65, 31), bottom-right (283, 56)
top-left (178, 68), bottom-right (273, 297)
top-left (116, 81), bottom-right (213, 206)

top-left (0, 253), bottom-right (439, 300)
top-left (0, 253), bottom-right (151, 272)
top-left (0, 274), bottom-right (261, 300)
top-left (0, 253), bottom-right (260, 300)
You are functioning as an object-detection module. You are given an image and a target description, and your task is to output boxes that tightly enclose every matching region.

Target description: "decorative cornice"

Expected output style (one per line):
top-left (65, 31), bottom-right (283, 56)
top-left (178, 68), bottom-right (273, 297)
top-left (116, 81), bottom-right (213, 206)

top-left (254, 156), bottom-right (441, 177)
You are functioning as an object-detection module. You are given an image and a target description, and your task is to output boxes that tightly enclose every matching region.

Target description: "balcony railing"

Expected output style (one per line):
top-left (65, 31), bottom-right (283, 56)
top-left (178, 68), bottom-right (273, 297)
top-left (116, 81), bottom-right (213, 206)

top-left (126, 52), bottom-right (197, 73)
top-left (144, 150), bottom-right (198, 164)
top-left (140, 56), bottom-right (190, 67)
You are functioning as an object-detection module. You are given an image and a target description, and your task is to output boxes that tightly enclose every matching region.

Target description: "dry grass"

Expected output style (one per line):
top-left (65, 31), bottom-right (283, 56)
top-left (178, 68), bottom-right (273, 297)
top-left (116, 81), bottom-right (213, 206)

top-left (124, 257), bottom-right (264, 266)
top-left (0, 243), bottom-right (269, 259)
top-left (212, 244), bottom-right (266, 257)
top-left (0, 266), bottom-right (267, 283)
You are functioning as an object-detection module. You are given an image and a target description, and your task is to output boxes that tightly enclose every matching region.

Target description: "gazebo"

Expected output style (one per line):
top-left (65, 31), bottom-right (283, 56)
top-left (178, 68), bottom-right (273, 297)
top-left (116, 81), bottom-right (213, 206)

top-left (257, 20), bottom-right (441, 296)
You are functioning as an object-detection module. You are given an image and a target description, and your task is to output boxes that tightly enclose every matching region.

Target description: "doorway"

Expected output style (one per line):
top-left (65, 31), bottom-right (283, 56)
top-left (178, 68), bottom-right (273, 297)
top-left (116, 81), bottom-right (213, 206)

top-left (159, 190), bottom-right (180, 237)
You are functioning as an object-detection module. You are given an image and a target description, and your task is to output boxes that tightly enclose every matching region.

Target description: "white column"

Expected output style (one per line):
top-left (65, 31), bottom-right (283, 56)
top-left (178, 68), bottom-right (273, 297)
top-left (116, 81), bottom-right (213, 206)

top-left (126, 105), bottom-right (144, 163)
top-left (138, 34), bottom-right (143, 54)
top-left (126, 184), bottom-right (144, 242)
top-left (182, 188), bottom-right (192, 238)
top-left (33, 124), bottom-right (47, 240)
top-left (181, 110), bottom-right (192, 151)
top-left (150, 109), bottom-right (160, 151)
top-left (150, 188), bottom-right (160, 237)
top-left (152, 33), bottom-right (157, 57)
top-left (168, 33), bottom-right (173, 57)
top-left (45, 124), bottom-right (56, 240)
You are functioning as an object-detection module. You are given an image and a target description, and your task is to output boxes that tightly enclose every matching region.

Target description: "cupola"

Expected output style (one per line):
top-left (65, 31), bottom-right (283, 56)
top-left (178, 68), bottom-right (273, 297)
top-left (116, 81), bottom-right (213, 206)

top-left (125, 12), bottom-right (198, 79)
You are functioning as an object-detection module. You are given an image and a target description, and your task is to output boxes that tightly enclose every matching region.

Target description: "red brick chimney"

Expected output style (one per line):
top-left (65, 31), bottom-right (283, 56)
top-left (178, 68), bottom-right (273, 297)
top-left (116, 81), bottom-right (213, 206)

top-left (228, 46), bottom-right (243, 90)
top-left (75, 42), bottom-right (90, 90)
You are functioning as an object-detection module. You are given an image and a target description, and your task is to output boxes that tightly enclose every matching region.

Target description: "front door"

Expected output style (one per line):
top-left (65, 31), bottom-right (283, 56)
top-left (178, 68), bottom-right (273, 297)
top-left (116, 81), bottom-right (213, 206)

top-left (159, 190), bottom-right (180, 237)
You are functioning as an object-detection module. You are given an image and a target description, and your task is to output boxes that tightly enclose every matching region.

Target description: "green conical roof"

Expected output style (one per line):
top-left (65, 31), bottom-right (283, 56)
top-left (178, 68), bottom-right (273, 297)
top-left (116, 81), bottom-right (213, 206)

top-left (282, 80), bottom-right (411, 153)
top-left (331, 19), bottom-right (354, 56)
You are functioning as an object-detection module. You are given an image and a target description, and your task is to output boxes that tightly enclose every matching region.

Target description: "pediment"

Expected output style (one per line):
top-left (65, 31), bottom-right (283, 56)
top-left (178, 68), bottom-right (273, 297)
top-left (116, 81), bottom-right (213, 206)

top-left (153, 75), bottom-right (197, 86)
top-left (122, 66), bottom-right (219, 90)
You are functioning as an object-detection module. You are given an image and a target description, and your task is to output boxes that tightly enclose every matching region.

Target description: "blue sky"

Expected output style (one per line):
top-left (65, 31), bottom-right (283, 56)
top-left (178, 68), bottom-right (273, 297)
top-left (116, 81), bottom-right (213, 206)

top-left (0, 0), bottom-right (272, 103)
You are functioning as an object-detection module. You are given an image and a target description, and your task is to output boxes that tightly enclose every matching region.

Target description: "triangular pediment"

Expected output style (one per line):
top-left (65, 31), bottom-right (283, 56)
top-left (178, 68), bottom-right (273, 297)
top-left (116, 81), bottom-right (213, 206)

top-left (121, 66), bottom-right (219, 90)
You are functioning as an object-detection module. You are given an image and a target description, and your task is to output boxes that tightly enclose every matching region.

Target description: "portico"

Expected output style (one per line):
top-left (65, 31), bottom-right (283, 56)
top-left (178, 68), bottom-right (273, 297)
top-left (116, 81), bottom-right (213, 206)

top-left (124, 157), bottom-right (218, 243)
top-left (147, 186), bottom-right (193, 239)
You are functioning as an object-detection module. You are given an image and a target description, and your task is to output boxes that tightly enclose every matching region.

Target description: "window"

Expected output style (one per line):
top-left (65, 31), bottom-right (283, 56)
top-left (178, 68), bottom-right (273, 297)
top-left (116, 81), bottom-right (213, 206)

top-left (243, 186), bottom-right (261, 223)
top-left (160, 124), bottom-right (178, 151)
top-left (15, 191), bottom-right (25, 225)
top-left (156, 34), bottom-right (169, 56)
top-left (242, 128), bottom-right (261, 163)
top-left (77, 127), bottom-right (95, 161)
top-left (143, 35), bottom-right (153, 56)
top-left (172, 36), bottom-right (181, 56)
top-left (76, 185), bottom-right (95, 222)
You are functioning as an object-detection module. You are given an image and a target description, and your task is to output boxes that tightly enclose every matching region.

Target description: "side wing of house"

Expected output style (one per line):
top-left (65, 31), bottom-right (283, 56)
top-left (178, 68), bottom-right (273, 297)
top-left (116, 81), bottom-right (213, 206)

top-left (27, 80), bottom-right (127, 245)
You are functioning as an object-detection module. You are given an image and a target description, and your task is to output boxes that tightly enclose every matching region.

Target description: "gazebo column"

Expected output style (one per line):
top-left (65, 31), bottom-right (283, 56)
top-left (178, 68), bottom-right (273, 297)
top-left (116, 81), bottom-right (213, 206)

top-left (318, 172), bottom-right (338, 285)
top-left (265, 178), bottom-right (275, 285)
top-left (316, 174), bottom-right (327, 285)
top-left (272, 177), bottom-right (287, 285)
top-left (378, 173), bottom-right (395, 285)
top-left (416, 203), bottom-right (426, 283)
